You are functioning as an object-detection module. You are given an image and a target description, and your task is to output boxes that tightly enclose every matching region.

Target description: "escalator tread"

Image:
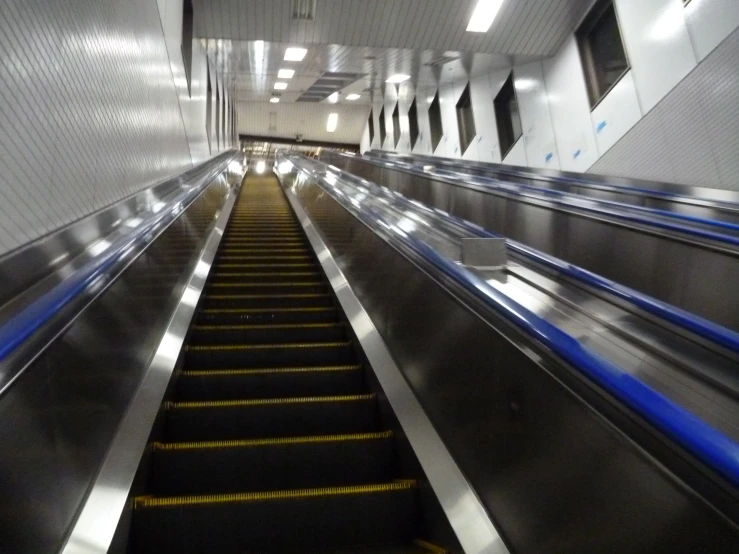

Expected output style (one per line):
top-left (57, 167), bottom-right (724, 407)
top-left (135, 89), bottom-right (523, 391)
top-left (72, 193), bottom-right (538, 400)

top-left (130, 174), bottom-right (441, 553)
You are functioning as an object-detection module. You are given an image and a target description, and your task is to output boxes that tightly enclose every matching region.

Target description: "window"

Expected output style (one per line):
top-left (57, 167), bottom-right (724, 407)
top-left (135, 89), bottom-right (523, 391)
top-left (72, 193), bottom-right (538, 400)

top-left (181, 0), bottom-right (194, 95)
top-left (215, 85), bottom-right (220, 149)
top-left (205, 64), bottom-right (212, 153)
top-left (392, 103), bottom-right (401, 148)
top-left (494, 73), bottom-right (523, 158)
top-left (428, 93), bottom-right (443, 153)
top-left (368, 110), bottom-right (375, 145)
top-left (577, 0), bottom-right (629, 108)
top-left (379, 107), bottom-right (386, 146)
top-left (456, 83), bottom-right (476, 154)
top-left (408, 99), bottom-right (419, 150)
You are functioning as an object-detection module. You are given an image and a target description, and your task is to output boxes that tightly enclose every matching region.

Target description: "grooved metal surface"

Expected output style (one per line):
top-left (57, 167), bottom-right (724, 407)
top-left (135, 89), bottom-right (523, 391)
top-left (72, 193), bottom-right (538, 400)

top-left (0, 0), bottom-right (192, 256)
top-left (590, 27), bottom-right (739, 191)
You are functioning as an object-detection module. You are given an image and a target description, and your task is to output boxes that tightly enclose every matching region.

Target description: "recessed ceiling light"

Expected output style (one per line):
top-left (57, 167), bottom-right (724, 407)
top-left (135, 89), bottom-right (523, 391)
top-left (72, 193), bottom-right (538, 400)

top-left (270, 97), bottom-right (280, 103)
top-left (284, 47), bottom-right (308, 61)
top-left (346, 94), bottom-right (361, 100)
top-left (386, 74), bottom-right (410, 84)
top-left (328, 92), bottom-right (339, 103)
top-left (327, 113), bottom-right (338, 132)
top-left (278, 69), bottom-right (295, 79)
top-left (274, 82), bottom-right (288, 90)
top-left (466, 0), bottom-right (505, 33)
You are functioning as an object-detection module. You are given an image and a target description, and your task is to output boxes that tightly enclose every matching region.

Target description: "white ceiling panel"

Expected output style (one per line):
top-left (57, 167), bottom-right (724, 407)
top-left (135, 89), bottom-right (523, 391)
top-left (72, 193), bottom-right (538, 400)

top-left (194, 0), bottom-right (592, 57)
top-left (236, 101), bottom-right (369, 144)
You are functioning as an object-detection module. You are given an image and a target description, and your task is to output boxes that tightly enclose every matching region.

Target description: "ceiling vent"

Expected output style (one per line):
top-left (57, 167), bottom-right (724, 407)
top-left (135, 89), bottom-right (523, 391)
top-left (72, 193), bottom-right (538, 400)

top-left (296, 71), bottom-right (366, 103)
top-left (425, 55), bottom-right (459, 67)
top-left (291, 0), bottom-right (317, 21)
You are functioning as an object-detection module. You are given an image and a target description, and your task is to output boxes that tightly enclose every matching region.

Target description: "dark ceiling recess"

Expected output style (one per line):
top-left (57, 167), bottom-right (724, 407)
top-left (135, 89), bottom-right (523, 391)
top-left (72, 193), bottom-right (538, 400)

top-left (297, 72), bottom-right (366, 103)
top-left (291, 0), bottom-right (316, 20)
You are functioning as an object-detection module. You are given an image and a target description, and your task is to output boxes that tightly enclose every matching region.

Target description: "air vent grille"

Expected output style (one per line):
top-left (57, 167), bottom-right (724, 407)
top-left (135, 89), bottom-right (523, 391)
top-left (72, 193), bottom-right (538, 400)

top-left (291, 0), bottom-right (317, 21)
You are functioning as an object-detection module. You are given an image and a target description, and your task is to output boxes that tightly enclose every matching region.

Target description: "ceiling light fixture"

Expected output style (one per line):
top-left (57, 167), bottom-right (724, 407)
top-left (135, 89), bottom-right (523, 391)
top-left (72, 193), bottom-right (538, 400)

top-left (278, 68), bottom-right (295, 79)
top-left (274, 82), bottom-right (288, 90)
top-left (270, 97), bottom-right (280, 103)
top-left (466, 0), bottom-right (505, 32)
top-left (328, 92), bottom-right (339, 103)
top-left (327, 112), bottom-right (338, 132)
top-left (284, 47), bottom-right (308, 61)
top-left (386, 74), bottom-right (410, 84)
top-left (346, 94), bottom-right (361, 100)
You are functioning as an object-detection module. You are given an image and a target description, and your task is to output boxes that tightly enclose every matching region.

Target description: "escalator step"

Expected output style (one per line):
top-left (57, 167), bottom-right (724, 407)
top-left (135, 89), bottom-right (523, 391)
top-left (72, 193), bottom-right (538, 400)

top-left (165, 394), bottom-right (379, 441)
top-left (184, 340), bottom-right (356, 368)
top-left (208, 270), bottom-right (321, 283)
top-left (200, 292), bottom-right (334, 309)
top-left (176, 364), bottom-right (364, 400)
top-left (131, 481), bottom-right (418, 553)
top-left (148, 431), bottom-right (396, 494)
top-left (188, 322), bottom-right (347, 345)
top-left (205, 281), bottom-right (327, 295)
top-left (195, 306), bottom-right (339, 325)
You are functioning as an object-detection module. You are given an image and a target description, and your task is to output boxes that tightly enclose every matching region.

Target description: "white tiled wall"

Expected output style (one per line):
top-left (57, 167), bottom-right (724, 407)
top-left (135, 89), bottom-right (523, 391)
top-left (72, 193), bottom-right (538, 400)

top-left (366, 0), bottom-right (739, 191)
top-left (0, 0), bottom-right (233, 257)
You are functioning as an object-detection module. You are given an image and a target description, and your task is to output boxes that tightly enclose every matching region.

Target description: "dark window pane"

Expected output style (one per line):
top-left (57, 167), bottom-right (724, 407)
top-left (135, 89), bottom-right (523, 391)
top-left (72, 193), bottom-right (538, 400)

top-left (182, 0), bottom-right (194, 95)
top-left (368, 110), bottom-right (375, 145)
top-left (379, 107), bottom-right (386, 146)
top-left (408, 99), bottom-right (419, 150)
top-left (428, 93), bottom-right (443, 153)
top-left (494, 73), bottom-right (522, 158)
top-left (392, 103), bottom-right (401, 147)
top-left (456, 83), bottom-right (476, 154)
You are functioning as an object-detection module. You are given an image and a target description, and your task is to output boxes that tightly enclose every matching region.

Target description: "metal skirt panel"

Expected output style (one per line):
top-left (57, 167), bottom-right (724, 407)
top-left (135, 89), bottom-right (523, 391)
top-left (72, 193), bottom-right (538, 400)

top-left (285, 176), bottom-right (739, 554)
top-left (0, 176), bottom-right (232, 553)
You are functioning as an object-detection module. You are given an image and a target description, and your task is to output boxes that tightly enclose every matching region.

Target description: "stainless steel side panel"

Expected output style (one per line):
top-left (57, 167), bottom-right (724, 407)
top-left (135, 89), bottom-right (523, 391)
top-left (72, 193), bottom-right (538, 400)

top-left (326, 154), bottom-right (739, 332)
top-left (0, 176), bottom-right (233, 553)
top-left (286, 176), bottom-right (739, 554)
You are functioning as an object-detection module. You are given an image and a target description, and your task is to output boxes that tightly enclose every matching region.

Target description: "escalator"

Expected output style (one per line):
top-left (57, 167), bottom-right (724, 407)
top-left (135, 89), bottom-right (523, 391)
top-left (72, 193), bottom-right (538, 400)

top-left (128, 175), bottom-right (448, 553)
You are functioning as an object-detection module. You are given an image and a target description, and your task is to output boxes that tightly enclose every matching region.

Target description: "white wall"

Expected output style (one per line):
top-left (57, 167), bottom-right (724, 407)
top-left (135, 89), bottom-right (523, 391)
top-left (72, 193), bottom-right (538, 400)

top-left (365, 0), bottom-right (739, 190)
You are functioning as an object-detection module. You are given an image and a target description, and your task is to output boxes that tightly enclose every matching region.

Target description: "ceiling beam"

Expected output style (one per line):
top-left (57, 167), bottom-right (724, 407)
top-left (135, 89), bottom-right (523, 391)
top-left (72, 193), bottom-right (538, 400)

top-left (239, 134), bottom-right (360, 151)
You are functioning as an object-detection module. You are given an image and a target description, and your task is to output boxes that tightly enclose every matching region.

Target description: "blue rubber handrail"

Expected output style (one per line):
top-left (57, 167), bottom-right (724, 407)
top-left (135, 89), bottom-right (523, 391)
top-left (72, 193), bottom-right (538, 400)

top-left (285, 153), bottom-right (739, 487)
top-left (0, 155), bottom-right (234, 362)
top-left (367, 151), bottom-right (739, 211)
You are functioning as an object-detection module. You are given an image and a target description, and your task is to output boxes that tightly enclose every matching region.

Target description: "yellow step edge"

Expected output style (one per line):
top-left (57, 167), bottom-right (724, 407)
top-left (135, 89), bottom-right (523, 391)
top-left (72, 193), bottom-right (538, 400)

top-left (182, 364), bottom-right (361, 376)
top-left (192, 322), bottom-right (341, 330)
top-left (166, 393), bottom-right (374, 409)
top-left (214, 264), bottom-right (315, 268)
top-left (152, 430), bottom-right (392, 451)
top-left (185, 341), bottom-right (351, 352)
top-left (204, 293), bottom-right (329, 299)
top-left (210, 272), bottom-right (320, 277)
top-left (219, 249), bottom-right (310, 254)
top-left (208, 282), bottom-right (323, 288)
top-left (200, 307), bottom-right (333, 313)
top-left (217, 256), bottom-right (312, 260)
top-left (414, 539), bottom-right (449, 554)
top-left (133, 480), bottom-right (414, 509)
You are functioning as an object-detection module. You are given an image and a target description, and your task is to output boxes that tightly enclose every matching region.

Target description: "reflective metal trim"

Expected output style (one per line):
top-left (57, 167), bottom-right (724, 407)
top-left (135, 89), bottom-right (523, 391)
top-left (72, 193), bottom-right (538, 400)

top-left (59, 187), bottom-right (239, 554)
top-left (283, 185), bottom-right (511, 554)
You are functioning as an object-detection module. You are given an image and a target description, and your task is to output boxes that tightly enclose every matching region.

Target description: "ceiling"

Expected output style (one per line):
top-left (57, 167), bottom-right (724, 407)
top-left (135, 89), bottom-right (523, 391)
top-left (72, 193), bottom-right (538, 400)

top-left (194, 0), bottom-right (594, 144)
top-left (194, 0), bottom-right (592, 57)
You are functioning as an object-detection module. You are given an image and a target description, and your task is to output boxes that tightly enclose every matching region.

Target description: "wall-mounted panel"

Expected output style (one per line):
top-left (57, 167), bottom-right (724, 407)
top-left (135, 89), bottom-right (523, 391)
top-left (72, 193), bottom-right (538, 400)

top-left (614, 0), bottom-right (697, 113)
top-left (590, 70), bottom-right (642, 156)
top-left (514, 62), bottom-right (560, 170)
top-left (543, 36), bottom-right (600, 171)
top-left (684, 0), bottom-right (739, 61)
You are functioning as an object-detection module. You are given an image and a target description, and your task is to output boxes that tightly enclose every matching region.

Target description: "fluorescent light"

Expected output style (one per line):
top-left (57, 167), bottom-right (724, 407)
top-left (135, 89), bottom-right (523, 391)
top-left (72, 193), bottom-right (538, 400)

top-left (327, 112), bottom-right (338, 132)
top-left (278, 68), bottom-right (295, 79)
top-left (274, 82), bottom-right (288, 90)
top-left (346, 94), bottom-right (361, 100)
top-left (466, 0), bottom-right (505, 32)
top-left (328, 92), bottom-right (339, 103)
top-left (284, 47), bottom-right (307, 61)
top-left (270, 97), bottom-right (280, 103)
top-left (255, 160), bottom-right (266, 174)
top-left (386, 74), bottom-right (410, 84)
